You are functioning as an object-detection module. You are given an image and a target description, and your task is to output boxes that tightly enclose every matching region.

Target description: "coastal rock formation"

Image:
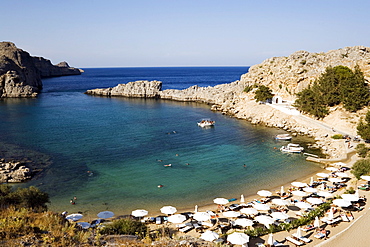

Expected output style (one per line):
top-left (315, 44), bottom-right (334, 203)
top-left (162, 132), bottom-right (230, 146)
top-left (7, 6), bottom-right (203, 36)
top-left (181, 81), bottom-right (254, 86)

top-left (240, 46), bottom-right (370, 101)
top-left (86, 80), bottom-right (162, 98)
top-left (0, 41), bottom-right (81, 98)
top-left (32, 57), bottom-right (82, 77)
top-left (0, 160), bottom-right (32, 183)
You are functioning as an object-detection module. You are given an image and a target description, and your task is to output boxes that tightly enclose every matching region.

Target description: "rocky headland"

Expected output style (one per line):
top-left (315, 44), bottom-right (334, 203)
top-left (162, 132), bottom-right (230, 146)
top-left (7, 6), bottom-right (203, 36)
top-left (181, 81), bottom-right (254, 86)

top-left (0, 159), bottom-right (32, 183)
top-left (86, 46), bottom-right (370, 160)
top-left (0, 41), bottom-right (82, 98)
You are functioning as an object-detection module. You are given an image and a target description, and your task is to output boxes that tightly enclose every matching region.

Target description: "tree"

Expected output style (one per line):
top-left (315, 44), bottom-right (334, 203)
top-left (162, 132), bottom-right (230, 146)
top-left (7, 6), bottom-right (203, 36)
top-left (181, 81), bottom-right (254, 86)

top-left (351, 158), bottom-right (370, 179)
top-left (295, 65), bottom-right (370, 118)
top-left (254, 85), bottom-right (273, 102)
top-left (357, 111), bottom-right (370, 140)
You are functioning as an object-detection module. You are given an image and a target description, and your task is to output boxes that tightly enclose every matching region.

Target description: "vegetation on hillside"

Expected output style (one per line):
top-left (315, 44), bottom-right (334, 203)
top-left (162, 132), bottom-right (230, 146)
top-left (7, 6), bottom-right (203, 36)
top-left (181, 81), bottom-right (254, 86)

top-left (351, 158), bottom-right (370, 179)
top-left (357, 110), bottom-right (370, 140)
top-left (356, 143), bottom-right (370, 158)
top-left (254, 85), bottom-right (274, 102)
top-left (0, 184), bottom-right (49, 212)
top-left (295, 65), bottom-right (370, 119)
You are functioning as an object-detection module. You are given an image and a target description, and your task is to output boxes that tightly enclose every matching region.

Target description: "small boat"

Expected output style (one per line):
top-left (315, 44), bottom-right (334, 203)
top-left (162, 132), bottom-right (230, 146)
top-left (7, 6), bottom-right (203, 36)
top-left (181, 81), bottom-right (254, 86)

top-left (197, 119), bottom-right (215, 128)
top-left (275, 134), bottom-right (292, 141)
top-left (280, 143), bottom-right (304, 153)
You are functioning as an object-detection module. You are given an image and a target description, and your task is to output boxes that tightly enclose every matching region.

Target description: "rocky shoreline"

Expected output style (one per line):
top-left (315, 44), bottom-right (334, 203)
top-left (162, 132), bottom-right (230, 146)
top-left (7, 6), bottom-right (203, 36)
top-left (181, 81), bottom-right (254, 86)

top-left (0, 159), bottom-right (32, 183)
top-left (85, 46), bottom-right (370, 160)
top-left (85, 79), bottom-right (355, 161)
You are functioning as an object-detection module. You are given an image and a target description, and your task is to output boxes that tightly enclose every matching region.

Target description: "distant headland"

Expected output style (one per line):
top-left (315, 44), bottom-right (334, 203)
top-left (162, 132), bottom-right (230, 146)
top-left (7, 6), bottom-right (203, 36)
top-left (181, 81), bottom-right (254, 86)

top-left (0, 41), bottom-right (82, 98)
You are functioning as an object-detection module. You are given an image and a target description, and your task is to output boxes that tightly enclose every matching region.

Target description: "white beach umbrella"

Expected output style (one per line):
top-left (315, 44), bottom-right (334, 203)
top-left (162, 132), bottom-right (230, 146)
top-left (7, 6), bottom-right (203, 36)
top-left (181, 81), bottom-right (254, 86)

top-left (213, 198), bottom-right (229, 205)
top-left (341, 193), bottom-right (360, 202)
top-left (295, 202), bottom-right (312, 209)
top-left (335, 172), bottom-right (350, 177)
top-left (328, 177), bottom-right (343, 183)
top-left (303, 187), bottom-right (318, 193)
top-left (291, 190), bottom-right (308, 197)
top-left (316, 173), bottom-right (330, 178)
top-left (309, 177), bottom-right (314, 186)
top-left (257, 190), bottom-right (272, 197)
top-left (295, 226), bottom-right (302, 238)
top-left (267, 233), bottom-right (274, 246)
top-left (313, 216), bottom-right (320, 228)
top-left (194, 205), bottom-right (198, 213)
top-left (240, 194), bottom-right (245, 203)
top-left (255, 215), bottom-right (275, 227)
top-left (317, 190), bottom-right (333, 198)
top-left (306, 197), bottom-right (324, 205)
top-left (234, 218), bottom-right (254, 227)
top-left (97, 211), bottom-right (114, 219)
top-left (66, 213), bottom-right (83, 221)
top-left (168, 214), bottom-right (187, 223)
top-left (280, 186), bottom-right (285, 195)
top-left (240, 207), bottom-right (258, 215)
top-left (131, 209), bottom-right (148, 218)
top-left (223, 211), bottom-right (241, 218)
top-left (333, 199), bottom-right (351, 207)
top-left (360, 175), bottom-right (370, 181)
top-left (227, 232), bottom-right (250, 245)
top-left (326, 167), bottom-right (338, 172)
top-left (200, 231), bottom-right (219, 242)
top-left (253, 203), bottom-right (270, 211)
top-left (193, 212), bottom-right (211, 221)
top-left (291, 182), bottom-right (308, 188)
top-left (160, 206), bottom-right (177, 215)
top-left (77, 222), bottom-right (90, 229)
top-left (270, 212), bottom-right (289, 220)
top-left (271, 198), bottom-right (289, 206)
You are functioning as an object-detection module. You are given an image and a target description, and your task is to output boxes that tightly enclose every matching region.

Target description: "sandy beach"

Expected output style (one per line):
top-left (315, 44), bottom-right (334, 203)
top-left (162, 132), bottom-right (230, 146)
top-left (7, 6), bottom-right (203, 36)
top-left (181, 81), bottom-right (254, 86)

top-left (142, 141), bottom-right (370, 247)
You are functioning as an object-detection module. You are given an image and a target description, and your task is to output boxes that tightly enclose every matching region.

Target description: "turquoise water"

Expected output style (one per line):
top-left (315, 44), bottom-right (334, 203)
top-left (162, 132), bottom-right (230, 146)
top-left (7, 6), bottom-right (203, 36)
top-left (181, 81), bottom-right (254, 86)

top-left (0, 67), bottom-right (322, 217)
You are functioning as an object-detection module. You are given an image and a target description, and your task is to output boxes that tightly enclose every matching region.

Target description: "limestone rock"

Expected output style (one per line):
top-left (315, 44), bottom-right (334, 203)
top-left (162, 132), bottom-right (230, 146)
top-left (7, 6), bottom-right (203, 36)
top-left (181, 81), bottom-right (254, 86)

top-left (239, 46), bottom-right (370, 101)
top-left (86, 80), bottom-right (162, 98)
top-left (0, 160), bottom-right (31, 183)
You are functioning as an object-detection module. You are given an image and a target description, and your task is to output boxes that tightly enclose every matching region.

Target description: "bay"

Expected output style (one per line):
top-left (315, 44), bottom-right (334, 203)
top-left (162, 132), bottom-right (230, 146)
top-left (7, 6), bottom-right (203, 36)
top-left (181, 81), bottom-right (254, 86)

top-left (0, 67), bottom-right (321, 216)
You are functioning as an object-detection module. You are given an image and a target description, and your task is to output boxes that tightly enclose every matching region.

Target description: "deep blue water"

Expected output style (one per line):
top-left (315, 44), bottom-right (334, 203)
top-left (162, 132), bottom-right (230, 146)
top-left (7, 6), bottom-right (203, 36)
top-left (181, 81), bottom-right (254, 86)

top-left (0, 67), bottom-right (322, 216)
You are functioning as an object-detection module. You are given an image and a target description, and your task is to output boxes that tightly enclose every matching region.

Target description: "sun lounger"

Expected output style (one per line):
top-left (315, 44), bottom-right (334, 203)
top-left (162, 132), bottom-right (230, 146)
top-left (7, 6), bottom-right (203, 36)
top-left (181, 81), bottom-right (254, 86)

top-left (292, 234), bottom-right (312, 243)
top-left (285, 236), bottom-right (304, 246)
top-left (179, 225), bottom-right (194, 233)
top-left (314, 230), bottom-right (327, 239)
top-left (155, 217), bottom-right (162, 224)
top-left (340, 213), bottom-right (349, 222)
top-left (302, 224), bottom-right (316, 232)
top-left (200, 221), bottom-right (214, 227)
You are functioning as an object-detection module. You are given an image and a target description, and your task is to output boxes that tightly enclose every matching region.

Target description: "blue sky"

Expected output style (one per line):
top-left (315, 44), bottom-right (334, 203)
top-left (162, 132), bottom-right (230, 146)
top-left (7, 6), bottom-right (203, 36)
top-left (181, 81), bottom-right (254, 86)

top-left (2, 1), bottom-right (369, 68)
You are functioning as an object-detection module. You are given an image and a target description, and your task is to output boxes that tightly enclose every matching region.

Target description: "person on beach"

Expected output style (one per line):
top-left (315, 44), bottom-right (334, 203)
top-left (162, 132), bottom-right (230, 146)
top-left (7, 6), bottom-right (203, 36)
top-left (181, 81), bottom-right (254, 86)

top-left (70, 199), bottom-right (75, 205)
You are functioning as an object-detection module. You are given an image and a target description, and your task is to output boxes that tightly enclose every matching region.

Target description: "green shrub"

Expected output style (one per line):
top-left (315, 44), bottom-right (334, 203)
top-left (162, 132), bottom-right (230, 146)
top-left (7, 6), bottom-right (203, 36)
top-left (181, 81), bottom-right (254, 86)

top-left (254, 85), bottom-right (273, 102)
top-left (98, 218), bottom-right (148, 239)
top-left (0, 184), bottom-right (49, 212)
top-left (356, 143), bottom-right (369, 158)
top-left (295, 65), bottom-right (370, 118)
top-left (332, 134), bottom-right (343, 139)
top-left (351, 158), bottom-right (370, 179)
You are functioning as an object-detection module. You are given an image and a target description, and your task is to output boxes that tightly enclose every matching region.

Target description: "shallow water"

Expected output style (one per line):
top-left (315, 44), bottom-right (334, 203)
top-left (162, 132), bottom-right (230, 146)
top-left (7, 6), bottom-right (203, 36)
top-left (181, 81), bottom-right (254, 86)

top-left (0, 67), bottom-right (322, 216)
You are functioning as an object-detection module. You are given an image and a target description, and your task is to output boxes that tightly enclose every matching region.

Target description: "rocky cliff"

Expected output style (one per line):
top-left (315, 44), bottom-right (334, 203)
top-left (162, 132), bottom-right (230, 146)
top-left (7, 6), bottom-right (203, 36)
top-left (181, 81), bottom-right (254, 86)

top-left (32, 57), bottom-right (82, 78)
top-left (240, 46), bottom-right (370, 101)
top-left (0, 42), bottom-right (81, 98)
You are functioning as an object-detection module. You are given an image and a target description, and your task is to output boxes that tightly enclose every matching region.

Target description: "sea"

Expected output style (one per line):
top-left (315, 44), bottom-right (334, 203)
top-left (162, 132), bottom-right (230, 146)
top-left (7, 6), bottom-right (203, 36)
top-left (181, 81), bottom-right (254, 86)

top-left (0, 67), bottom-right (323, 217)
